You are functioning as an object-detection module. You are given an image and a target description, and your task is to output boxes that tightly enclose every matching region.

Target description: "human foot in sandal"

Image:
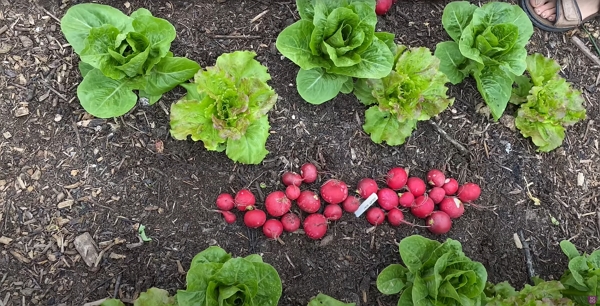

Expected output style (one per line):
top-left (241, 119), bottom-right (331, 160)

top-left (520, 0), bottom-right (600, 32)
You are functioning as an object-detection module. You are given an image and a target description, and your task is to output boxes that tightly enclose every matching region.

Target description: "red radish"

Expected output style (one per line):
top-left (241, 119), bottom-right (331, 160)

top-left (320, 179), bottom-right (348, 205)
top-left (297, 190), bottom-right (321, 213)
top-left (426, 169), bottom-right (446, 187)
top-left (386, 167), bottom-right (408, 190)
top-left (366, 207), bottom-right (386, 226)
top-left (281, 212), bottom-right (301, 232)
top-left (407, 177), bottom-right (426, 197)
top-left (282, 172), bottom-right (303, 186)
top-left (285, 184), bottom-right (301, 201)
top-left (303, 213), bottom-right (328, 240)
top-left (377, 188), bottom-right (399, 211)
top-left (411, 195), bottom-right (434, 219)
top-left (220, 210), bottom-right (237, 224)
top-left (301, 162), bottom-right (318, 183)
top-left (439, 197), bottom-right (465, 219)
top-left (375, 0), bottom-right (393, 15)
top-left (387, 208), bottom-right (405, 226)
top-left (216, 193), bottom-right (235, 211)
top-left (342, 196), bottom-right (361, 213)
top-left (442, 178), bottom-right (459, 195)
top-left (262, 219), bottom-right (284, 239)
top-left (265, 191), bottom-right (292, 217)
top-left (457, 183), bottom-right (481, 202)
top-left (235, 189), bottom-right (256, 211)
top-left (426, 211), bottom-right (452, 234)
top-left (243, 209), bottom-right (266, 228)
top-left (324, 204), bottom-right (343, 221)
top-left (398, 192), bottom-right (415, 208)
top-left (428, 187), bottom-right (446, 204)
top-left (357, 178), bottom-right (378, 199)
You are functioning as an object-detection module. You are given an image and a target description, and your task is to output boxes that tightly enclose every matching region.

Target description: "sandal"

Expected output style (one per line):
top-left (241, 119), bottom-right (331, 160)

top-left (520, 0), bottom-right (600, 32)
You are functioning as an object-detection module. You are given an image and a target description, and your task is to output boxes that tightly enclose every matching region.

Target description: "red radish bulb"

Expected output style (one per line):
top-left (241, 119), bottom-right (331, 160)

top-left (282, 172), bottom-right (303, 187)
top-left (220, 211), bottom-right (237, 224)
top-left (300, 163), bottom-right (318, 183)
top-left (411, 195), bottom-right (434, 219)
top-left (320, 179), bottom-right (348, 205)
top-left (386, 167), bottom-right (408, 190)
top-left (243, 209), bottom-right (266, 228)
top-left (262, 219), bottom-right (284, 239)
top-left (426, 169), bottom-right (446, 187)
top-left (387, 208), bottom-right (405, 227)
top-left (426, 211), bottom-right (452, 234)
top-left (407, 177), bottom-right (426, 197)
top-left (297, 190), bottom-right (321, 213)
top-left (324, 204), bottom-right (343, 221)
top-left (342, 196), bottom-right (361, 213)
top-left (285, 184), bottom-right (301, 201)
top-left (377, 188), bottom-right (399, 211)
top-left (357, 178), bottom-right (379, 199)
top-left (375, 0), bottom-right (393, 15)
top-left (265, 191), bottom-right (292, 217)
top-left (439, 197), bottom-right (465, 219)
top-left (366, 207), bottom-right (386, 226)
top-left (428, 187), bottom-right (446, 204)
top-left (303, 213), bottom-right (328, 240)
top-left (398, 192), bottom-right (415, 208)
top-left (442, 178), bottom-right (459, 195)
top-left (457, 183), bottom-right (481, 202)
top-left (216, 193), bottom-right (235, 211)
top-left (281, 213), bottom-right (301, 233)
top-left (235, 189), bottom-right (256, 211)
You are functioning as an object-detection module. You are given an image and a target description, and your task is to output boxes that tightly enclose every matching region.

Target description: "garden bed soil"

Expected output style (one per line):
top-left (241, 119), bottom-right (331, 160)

top-left (1, 0), bottom-right (599, 305)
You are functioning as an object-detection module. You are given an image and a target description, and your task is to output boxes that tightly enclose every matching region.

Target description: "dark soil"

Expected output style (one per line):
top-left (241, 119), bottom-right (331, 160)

top-left (1, 0), bottom-right (599, 305)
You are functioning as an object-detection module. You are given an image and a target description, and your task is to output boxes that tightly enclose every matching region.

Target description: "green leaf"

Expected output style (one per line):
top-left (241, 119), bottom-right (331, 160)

top-left (138, 224), bottom-right (152, 242)
top-left (363, 106), bottom-right (417, 146)
top-left (353, 78), bottom-right (378, 105)
top-left (526, 53), bottom-right (562, 86)
top-left (510, 75), bottom-right (533, 104)
top-left (296, 0), bottom-right (315, 20)
top-left (296, 68), bottom-right (348, 104)
top-left (308, 293), bottom-right (356, 306)
top-left (226, 116), bottom-right (271, 165)
top-left (77, 69), bottom-right (137, 118)
top-left (80, 25), bottom-right (128, 80)
top-left (560, 240), bottom-right (581, 261)
top-left (375, 31), bottom-right (398, 55)
top-left (215, 51), bottom-right (271, 83)
top-left (79, 62), bottom-right (94, 78)
top-left (328, 37), bottom-right (394, 79)
top-left (515, 116), bottom-right (565, 152)
top-left (250, 259), bottom-right (283, 306)
top-left (139, 56), bottom-right (200, 96)
top-left (276, 20), bottom-right (331, 71)
top-left (494, 42), bottom-right (528, 76)
top-left (60, 3), bottom-right (132, 54)
top-left (169, 97), bottom-right (225, 149)
top-left (473, 65), bottom-right (514, 120)
top-left (340, 77), bottom-right (354, 94)
top-left (434, 41), bottom-right (467, 84)
top-left (441, 1), bottom-right (477, 42)
top-left (134, 288), bottom-right (175, 306)
top-left (131, 14), bottom-right (177, 72)
top-left (399, 236), bottom-right (442, 273)
top-left (376, 264), bottom-right (409, 295)
top-left (100, 299), bottom-right (125, 306)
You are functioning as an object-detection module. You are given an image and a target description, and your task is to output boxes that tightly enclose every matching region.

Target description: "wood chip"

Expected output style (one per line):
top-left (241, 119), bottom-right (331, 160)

top-left (0, 236), bottom-right (13, 245)
top-left (577, 173), bottom-right (585, 186)
top-left (64, 181), bottom-right (82, 189)
top-left (2, 132), bottom-right (11, 139)
top-left (177, 260), bottom-right (186, 275)
top-left (74, 232), bottom-right (99, 267)
top-left (14, 106), bottom-right (29, 117)
top-left (513, 233), bottom-right (523, 249)
top-left (57, 199), bottom-right (74, 209)
top-left (109, 252), bottom-right (126, 260)
top-left (571, 36), bottom-right (600, 66)
top-left (9, 250), bottom-right (31, 263)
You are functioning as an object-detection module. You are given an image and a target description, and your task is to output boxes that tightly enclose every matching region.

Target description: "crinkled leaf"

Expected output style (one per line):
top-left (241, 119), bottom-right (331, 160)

top-left (434, 41), bottom-right (467, 84)
top-left (133, 288), bottom-right (175, 306)
top-left (353, 78), bottom-right (378, 105)
top-left (377, 264), bottom-right (410, 295)
top-left (363, 106), bottom-right (417, 146)
top-left (510, 75), bottom-right (533, 105)
top-left (307, 293), bottom-right (356, 306)
top-left (80, 25), bottom-right (128, 80)
top-left (225, 116), bottom-right (271, 165)
top-left (215, 51), bottom-right (271, 83)
top-left (169, 98), bottom-right (225, 149)
top-left (100, 299), bottom-right (125, 306)
top-left (77, 69), bottom-right (137, 118)
top-left (474, 65), bottom-right (514, 120)
top-left (515, 116), bottom-right (565, 152)
top-left (296, 68), bottom-right (348, 104)
top-left (526, 53), bottom-right (562, 86)
top-left (441, 1), bottom-right (477, 42)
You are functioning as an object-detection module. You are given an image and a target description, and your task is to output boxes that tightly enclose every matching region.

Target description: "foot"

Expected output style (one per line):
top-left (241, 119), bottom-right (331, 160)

top-left (530, 0), bottom-right (600, 22)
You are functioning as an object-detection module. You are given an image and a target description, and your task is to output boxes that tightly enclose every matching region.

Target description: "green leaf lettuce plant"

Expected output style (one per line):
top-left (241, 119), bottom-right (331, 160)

top-left (60, 3), bottom-right (200, 118)
top-left (434, 1), bottom-right (533, 120)
top-left (510, 54), bottom-right (586, 152)
top-left (354, 45), bottom-right (454, 146)
top-left (276, 0), bottom-right (396, 104)
top-left (169, 51), bottom-right (278, 165)
top-left (485, 277), bottom-right (574, 305)
top-left (557, 240), bottom-right (600, 305)
top-left (376, 235), bottom-right (487, 305)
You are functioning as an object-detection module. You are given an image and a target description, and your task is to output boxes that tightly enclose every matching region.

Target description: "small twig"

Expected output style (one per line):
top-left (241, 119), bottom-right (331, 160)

top-left (571, 36), bottom-right (600, 66)
top-left (72, 121), bottom-right (82, 147)
top-left (82, 298), bottom-right (108, 306)
top-left (41, 7), bottom-right (62, 23)
top-left (0, 25), bottom-right (7, 36)
top-left (113, 273), bottom-right (122, 299)
top-left (41, 82), bottom-right (69, 101)
top-left (582, 27), bottom-right (600, 57)
top-left (427, 120), bottom-right (470, 156)
top-left (518, 229), bottom-right (535, 284)
top-left (94, 242), bottom-right (115, 268)
top-left (126, 235), bottom-right (144, 249)
top-left (212, 34), bottom-right (262, 39)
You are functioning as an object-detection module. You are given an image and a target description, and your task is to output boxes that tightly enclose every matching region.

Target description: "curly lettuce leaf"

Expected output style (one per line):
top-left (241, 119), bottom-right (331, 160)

top-left (485, 279), bottom-right (574, 305)
top-left (307, 293), bottom-right (356, 306)
top-left (134, 288), bottom-right (176, 306)
top-left (169, 51), bottom-right (277, 164)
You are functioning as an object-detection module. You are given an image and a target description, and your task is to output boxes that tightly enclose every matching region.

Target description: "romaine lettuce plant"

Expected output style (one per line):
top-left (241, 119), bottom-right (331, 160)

top-left (557, 240), bottom-right (600, 305)
top-left (276, 0), bottom-right (396, 105)
top-left (434, 1), bottom-right (533, 120)
top-left (485, 277), bottom-right (574, 305)
top-left (354, 45), bottom-right (454, 146)
top-left (176, 246), bottom-right (282, 306)
top-left (376, 235), bottom-right (487, 305)
top-left (169, 51), bottom-right (278, 165)
top-left (308, 293), bottom-right (356, 306)
top-left (510, 54), bottom-right (586, 152)
top-left (60, 3), bottom-right (200, 118)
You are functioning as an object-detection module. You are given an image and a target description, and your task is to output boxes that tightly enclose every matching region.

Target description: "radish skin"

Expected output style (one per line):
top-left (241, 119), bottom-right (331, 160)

top-left (220, 210), bottom-right (237, 224)
top-left (428, 187), bottom-right (446, 204)
top-left (357, 178), bottom-right (379, 199)
top-left (262, 219), bottom-right (284, 239)
top-left (303, 214), bottom-right (328, 240)
top-left (442, 178), bottom-right (459, 195)
top-left (411, 195), bottom-right (434, 219)
top-left (377, 188), bottom-right (399, 211)
top-left (387, 208), bottom-right (405, 227)
top-left (281, 213), bottom-right (301, 232)
top-left (426, 169), bottom-right (446, 187)
top-left (342, 196), bottom-right (361, 213)
top-left (407, 177), bottom-right (426, 197)
top-left (457, 183), bottom-right (481, 202)
top-left (285, 184), bottom-right (301, 201)
top-left (297, 190), bottom-right (321, 213)
top-left (235, 189), bottom-right (256, 211)
top-left (426, 211), bottom-right (452, 234)
top-left (300, 163), bottom-right (318, 183)
top-left (398, 192), bottom-right (415, 208)
top-left (320, 179), bottom-right (348, 205)
top-left (324, 204), bottom-right (343, 221)
top-left (375, 0), bottom-right (393, 15)
top-left (282, 172), bottom-right (303, 187)
top-left (243, 209), bottom-right (266, 228)
top-left (216, 193), bottom-right (235, 211)
top-left (439, 197), bottom-right (465, 219)
top-left (366, 207), bottom-right (386, 226)
top-left (386, 167), bottom-right (408, 190)
top-left (265, 191), bottom-right (292, 217)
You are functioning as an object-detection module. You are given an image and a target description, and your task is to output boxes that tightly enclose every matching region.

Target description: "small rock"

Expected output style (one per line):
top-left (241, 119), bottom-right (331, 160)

top-left (0, 236), bottom-right (13, 245)
top-left (30, 169), bottom-right (41, 180)
top-left (15, 106), bottom-right (30, 117)
top-left (73, 232), bottom-right (99, 267)
top-left (57, 199), bottom-right (74, 209)
top-left (2, 131), bottom-right (11, 139)
top-left (19, 36), bottom-right (34, 48)
top-left (54, 114), bottom-right (62, 122)
top-left (577, 172), bottom-right (585, 186)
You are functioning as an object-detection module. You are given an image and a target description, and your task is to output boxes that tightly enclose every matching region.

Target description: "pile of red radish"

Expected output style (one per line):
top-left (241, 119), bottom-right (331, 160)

top-left (213, 163), bottom-right (481, 240)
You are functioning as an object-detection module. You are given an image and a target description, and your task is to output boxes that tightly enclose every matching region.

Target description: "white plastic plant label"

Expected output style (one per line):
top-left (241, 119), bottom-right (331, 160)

top-left (354, 193), bottom-right (378, 217)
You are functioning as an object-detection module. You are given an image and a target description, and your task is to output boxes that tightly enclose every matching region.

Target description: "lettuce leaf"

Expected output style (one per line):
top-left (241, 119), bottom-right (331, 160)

top-left (169, 51), bottom-right (277, 164)
top-left (307, 293), bottom-right (356, 306)
top-left (485, 278), bottom-right (574, 305)
top-left (355, 45), bottom-right (453, 146)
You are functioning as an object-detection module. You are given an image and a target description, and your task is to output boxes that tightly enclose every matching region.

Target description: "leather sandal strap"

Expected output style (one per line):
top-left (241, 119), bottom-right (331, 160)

top-left (555, 0), bottom-right (583, 27)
